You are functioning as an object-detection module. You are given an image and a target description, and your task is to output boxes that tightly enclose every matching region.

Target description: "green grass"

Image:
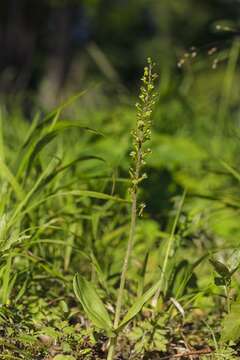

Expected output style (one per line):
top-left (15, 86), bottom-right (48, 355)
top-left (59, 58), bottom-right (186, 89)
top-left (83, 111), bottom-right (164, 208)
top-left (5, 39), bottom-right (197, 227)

top-left (0, 51), bottom-right (240, 359)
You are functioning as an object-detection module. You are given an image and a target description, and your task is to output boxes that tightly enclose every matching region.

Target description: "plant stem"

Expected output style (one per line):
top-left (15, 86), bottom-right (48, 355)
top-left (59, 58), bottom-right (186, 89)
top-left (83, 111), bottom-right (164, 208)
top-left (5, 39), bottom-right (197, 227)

top-left (107, 338), bottom-right (116, 360)
top-left (224, 285), bottom-right (231, 314)
top-left (114, 183), bottom-right (138, 328)
top-left (107, 155), bottom-right (140, 360)
top-left (107, 58), bottom-right (157, 360)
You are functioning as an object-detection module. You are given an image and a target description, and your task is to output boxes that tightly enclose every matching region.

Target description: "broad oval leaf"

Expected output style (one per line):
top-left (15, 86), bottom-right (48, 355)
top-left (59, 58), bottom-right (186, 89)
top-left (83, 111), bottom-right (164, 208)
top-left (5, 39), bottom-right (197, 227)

top-left (209, 259), bottom-right (231, 279)
top-left (117, 278), bottom-right (161, 331)
top-left (73, 274), bottom-right (113, 336)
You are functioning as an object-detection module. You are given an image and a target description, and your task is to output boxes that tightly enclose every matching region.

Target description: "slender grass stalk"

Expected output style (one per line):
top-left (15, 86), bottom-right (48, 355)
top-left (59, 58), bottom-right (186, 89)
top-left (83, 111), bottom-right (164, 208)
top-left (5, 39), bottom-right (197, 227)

top-left (218, 40), bottom-right (240, 133)
top-left (152, 190), bottom-right (186, 309)
top-left (107, 58), bottom-right (158, 360)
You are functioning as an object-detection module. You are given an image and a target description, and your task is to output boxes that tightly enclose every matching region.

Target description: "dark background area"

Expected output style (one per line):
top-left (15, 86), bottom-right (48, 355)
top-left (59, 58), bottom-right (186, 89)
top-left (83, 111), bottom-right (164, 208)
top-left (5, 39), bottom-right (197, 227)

top-left (0, 0), bottom-right (239, 103)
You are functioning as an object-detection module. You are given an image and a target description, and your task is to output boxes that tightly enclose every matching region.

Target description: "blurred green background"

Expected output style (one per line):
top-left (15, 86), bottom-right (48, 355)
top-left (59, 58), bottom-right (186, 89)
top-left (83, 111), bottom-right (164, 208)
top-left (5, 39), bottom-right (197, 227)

top-left (1, 2), bottom-right (240, 340)
top-left (1, 0), bottom-right (240, 246)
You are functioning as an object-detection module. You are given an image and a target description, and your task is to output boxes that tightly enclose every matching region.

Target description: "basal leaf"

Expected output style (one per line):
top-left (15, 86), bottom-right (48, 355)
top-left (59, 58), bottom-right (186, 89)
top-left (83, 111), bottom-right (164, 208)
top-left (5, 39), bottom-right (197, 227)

top-left (117, 278), bottom-right (161, 331)
top-left (73, 274), bottom-right (113, 336)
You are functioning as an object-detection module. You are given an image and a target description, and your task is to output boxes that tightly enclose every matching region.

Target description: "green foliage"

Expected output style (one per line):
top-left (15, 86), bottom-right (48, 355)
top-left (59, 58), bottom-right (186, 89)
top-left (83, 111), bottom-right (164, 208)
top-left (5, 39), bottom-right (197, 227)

top-left (221, 301), bottom-right (240, 343)
top-left (202, 346), bottom-right (238, 360)
top-left (209, 259), bottom-right (232, 286)
top-left (118, 277), bottom-right (163, 331)
top-left (128, 317), bottom-right (168, 354)
top-left (0, 31), bottom-right (240, 359)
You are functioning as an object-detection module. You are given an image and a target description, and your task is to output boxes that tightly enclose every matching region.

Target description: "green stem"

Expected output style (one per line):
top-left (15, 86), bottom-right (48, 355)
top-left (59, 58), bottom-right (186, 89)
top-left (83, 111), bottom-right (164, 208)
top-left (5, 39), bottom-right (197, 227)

top-left (107, 153), bottom-right (140, 360)
top-left (107, 338), bottom-right (116, 360)
top-left (114, 192), bottom-right (137, 328)
top-left (224, 285), bottom-right (231, 314)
